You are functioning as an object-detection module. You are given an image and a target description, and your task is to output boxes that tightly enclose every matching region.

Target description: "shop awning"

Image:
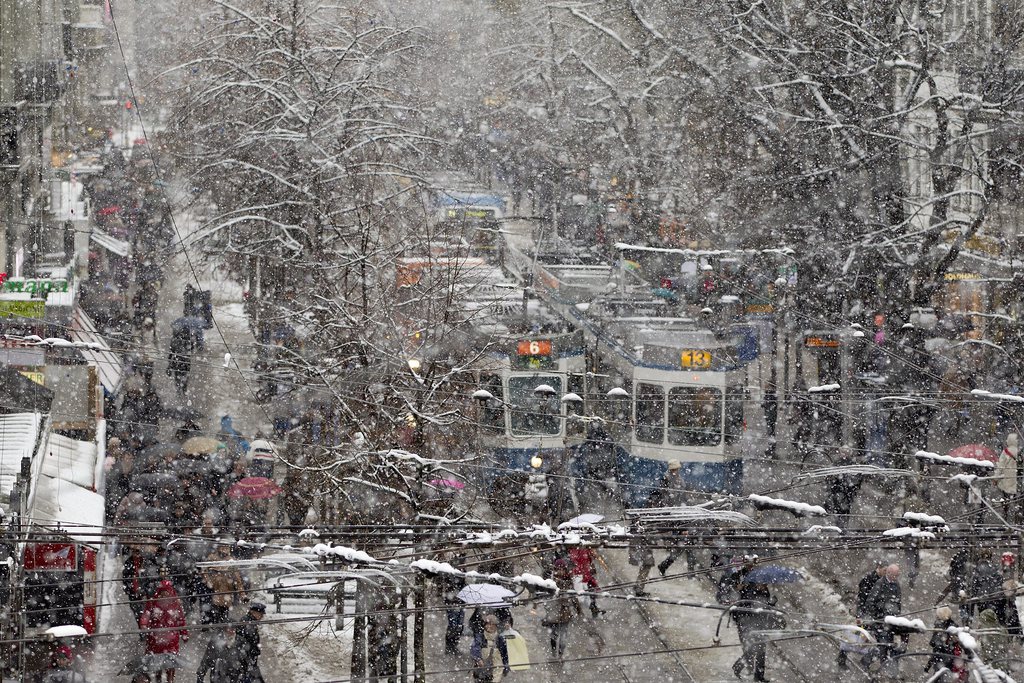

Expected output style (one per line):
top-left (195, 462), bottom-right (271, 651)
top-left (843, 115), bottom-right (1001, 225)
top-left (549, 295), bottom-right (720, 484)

top-left (41, 431), bottom-right (98, 490)
top-left (70, 308), bottom-right (125, 395)
top-left (29, 475), bottom-right (105, 544)
top-left (89, 228), bottom-right (130, 257)
top-left (0, 412), bottom-right (43, 500)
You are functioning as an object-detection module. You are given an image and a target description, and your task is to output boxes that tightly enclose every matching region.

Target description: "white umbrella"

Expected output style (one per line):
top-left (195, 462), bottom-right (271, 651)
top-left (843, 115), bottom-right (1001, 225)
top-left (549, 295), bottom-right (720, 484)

top-left (458, 583), bottom-right (517, 607)
top-left (559, 513), bottom-right (605, 528)
top-left (45, 624), bottom-right (88, 639)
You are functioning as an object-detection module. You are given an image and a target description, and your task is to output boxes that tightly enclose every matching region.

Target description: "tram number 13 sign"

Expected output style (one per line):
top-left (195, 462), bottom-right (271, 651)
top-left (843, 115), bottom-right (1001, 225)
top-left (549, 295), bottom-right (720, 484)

top-left (680, 349), bottom-right (712, 369)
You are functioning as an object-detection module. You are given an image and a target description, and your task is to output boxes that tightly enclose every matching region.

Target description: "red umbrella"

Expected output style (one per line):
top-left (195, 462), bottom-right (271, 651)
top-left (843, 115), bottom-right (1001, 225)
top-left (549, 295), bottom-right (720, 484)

top-left (948, 444), bottom-right (998, 464)
top-left (227, 477), bottom-right (283, 500)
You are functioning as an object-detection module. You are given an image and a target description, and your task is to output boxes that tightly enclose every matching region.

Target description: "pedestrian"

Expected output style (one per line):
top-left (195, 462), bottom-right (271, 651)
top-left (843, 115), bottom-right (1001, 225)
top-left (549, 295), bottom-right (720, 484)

top-left (568, 546), bottom-right (604, 617)
top-left (731, 574), bottom-right (777, 682)
top-left (977, 608), bottom-right (1011, 671)
top-left (523, 461), bottom-right (549, 523)
top-left (861, 564), bottom-right (905, 671)
top-left (999, 552), bottom-right (1021, 636)
top-left (856, 560), bottom-right (886, 620)
top-left (997, 433), bottom-right (1018, 522)
top-left (970, 550), bottom-right (1004, 618)
top-left (924, 606), bottom-right (959, 675)
top-left (649, 461), bottom-right (697, 575)
top-left (236, 602), bottom-right (266, 682)
top-left (139, 580), bottom-right (189, 682)
top-left (824, 448), bottom-right (861, 528)
top-left (936, 548), bottom-right (972, 624)
top-left (42, 645), bottom-right (87, 683)
top-left (470, 614), bottom-right (511, 682)
top-left (762, 385), bottom-right (778, 458)
top-left (196, 626), bottom-right (243, 682)
top-left (439, 558), bottom-right (467, 656)
top-left (167, 326), bottom-right (193, 394)
top-left (203, 546), bottom-right (247, 624)
top-left (542, 560), bottom-right (581, 662)
top-left (123, 546), bottom-right (150, 625)
top-left (628, 521), bottom-right (656, 597)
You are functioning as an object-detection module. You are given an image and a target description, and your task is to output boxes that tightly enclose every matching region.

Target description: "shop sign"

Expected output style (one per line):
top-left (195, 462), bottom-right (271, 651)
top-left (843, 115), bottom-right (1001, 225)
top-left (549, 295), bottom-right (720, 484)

top-left (0, 300), bottom-right (45, 319)
top-left (2, 278), bottom-right (69, 294)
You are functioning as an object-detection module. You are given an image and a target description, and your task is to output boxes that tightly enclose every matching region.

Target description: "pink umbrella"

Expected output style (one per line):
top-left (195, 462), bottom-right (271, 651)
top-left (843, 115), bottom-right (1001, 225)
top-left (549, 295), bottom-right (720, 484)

top-left (428, 478), bottom-right (466, 490)
top-left (948, 444), bottom-right (998, 464)
top-left (227, 477), bottom-right (283, 499)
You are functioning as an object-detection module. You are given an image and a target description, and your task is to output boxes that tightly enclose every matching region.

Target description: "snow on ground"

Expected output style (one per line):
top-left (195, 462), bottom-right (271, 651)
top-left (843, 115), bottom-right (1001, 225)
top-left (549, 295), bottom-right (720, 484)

top-left (259, 610), bottom-right (352, 682)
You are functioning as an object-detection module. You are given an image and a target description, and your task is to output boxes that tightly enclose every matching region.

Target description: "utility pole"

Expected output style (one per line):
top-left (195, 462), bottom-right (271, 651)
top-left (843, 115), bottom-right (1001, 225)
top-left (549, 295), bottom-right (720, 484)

top-left (413, 573), bottom-right (425, 683)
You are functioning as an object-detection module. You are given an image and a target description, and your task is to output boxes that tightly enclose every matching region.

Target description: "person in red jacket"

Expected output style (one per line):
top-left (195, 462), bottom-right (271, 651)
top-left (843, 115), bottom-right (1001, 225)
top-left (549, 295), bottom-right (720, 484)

top-left (139, 579), bottom-right (189, 682)
top-left (568, 547), bottom-right (605, 618)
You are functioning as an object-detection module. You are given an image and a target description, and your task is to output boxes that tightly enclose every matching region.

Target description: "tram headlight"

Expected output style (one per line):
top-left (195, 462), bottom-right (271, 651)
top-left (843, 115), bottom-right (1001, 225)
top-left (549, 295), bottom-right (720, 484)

top-left (530, 455), bottom-right (543, 469)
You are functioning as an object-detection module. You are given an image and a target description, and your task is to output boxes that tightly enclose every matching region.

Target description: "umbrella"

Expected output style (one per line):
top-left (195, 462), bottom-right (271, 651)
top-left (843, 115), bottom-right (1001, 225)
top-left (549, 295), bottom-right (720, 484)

top-left (457, 583), bottom-right (517, 607)
top-left (44, 625), bottom-right (88, 639)
top-left (743, 565), bottom-right (804, 585)
top-left (428, 479), bottom-right (466, 490)
top-left (130, 472), bottom-right (180, 492)
top-left (137, 443), bottom-right (181, 471)
top-left (227, 477), bottom-right (283, 500)
top-left (181, 436), bottom-right (223, 455)
top-left (559, 513), bottom-right (605, 528)
top-left (949, 444), bottom-right (998, 464)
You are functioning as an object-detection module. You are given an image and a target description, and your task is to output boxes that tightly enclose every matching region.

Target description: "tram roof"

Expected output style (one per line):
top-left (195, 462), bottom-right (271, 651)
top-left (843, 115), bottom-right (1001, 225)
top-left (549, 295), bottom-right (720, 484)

top-left (614, 242), bottom-right (796, 258)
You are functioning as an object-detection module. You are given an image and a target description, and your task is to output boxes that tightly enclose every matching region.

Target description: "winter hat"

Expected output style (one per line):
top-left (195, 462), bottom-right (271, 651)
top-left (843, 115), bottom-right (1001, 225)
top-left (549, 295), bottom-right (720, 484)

top-left (55, 645), bottom-right (73, 660)
top-left (249, 602), bottom-right (267, 614)
top-left (667, 460), bottom-right (681, 472)
top-left (935, 606), bottom-right (953, 621)
top-left (1003, 551), bottom-right (1016, 567)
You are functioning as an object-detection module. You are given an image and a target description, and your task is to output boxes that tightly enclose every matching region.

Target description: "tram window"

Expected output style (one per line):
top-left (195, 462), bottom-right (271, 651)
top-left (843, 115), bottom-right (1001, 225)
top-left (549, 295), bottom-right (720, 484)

top-left (668, 387), bottom-right (722, 446)
top-left (636, 383), bottom-right (665, 443)
top-left (480, 374), bottom-right (505, 433)
top-left (508, 375), bottom-right (562, 436)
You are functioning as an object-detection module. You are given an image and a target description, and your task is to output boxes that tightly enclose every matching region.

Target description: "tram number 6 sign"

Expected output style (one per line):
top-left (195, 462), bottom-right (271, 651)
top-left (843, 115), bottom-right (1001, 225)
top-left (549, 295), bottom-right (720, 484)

top-left (680, 349), bottom-right (712, 369)
top-left (517, 340), bottom-right (552, 356)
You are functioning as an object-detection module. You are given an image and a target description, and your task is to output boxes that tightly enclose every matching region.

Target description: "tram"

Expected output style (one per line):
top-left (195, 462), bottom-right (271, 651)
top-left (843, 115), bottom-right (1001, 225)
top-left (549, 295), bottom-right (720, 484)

top-left (527, 252), bottom-right (762, 506)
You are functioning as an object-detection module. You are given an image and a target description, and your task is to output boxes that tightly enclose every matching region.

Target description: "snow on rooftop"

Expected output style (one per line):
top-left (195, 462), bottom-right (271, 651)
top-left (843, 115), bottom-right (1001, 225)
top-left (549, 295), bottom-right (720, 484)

top-left (748, 494), bottom-right (827, 517)
top-left (915, 450), bottom-right (995, 468)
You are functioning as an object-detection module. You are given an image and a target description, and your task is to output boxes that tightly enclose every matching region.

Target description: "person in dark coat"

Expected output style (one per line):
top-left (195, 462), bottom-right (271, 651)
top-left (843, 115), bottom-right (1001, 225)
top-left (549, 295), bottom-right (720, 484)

top-left (167, 327), bottom-right (193, 394)
top-left (970, 550), bottom-right (1004, 619)
top-left (762, 385), bottom-right (778, 458)
top-left (732, 575), bottom-right (776, 682)
top-left (122, 546), bottom-right (150, 624)
top-left (197, 626), bottom-right (243, 682)
top-left (862, 564), bottom-right (904, 669)
top-left (936, 548), bottom-right (972, 624)
top-left (649, 461), bottom-right (696, 575)
top-left (856, 560), bottom-right (886, 619)
top-left (923, 606), bottom-right (959, 675)
top-left (439, 560), bottom-right (466, 656)
top-left (825, 448), bottom-right (861, 528)
top-left (236, 602), bottom-right (265, 682)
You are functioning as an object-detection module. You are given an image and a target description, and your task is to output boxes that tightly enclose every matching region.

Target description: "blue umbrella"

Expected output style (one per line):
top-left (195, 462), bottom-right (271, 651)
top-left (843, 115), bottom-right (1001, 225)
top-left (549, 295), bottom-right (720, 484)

top-left (744, 565), bottom-right (804, 584)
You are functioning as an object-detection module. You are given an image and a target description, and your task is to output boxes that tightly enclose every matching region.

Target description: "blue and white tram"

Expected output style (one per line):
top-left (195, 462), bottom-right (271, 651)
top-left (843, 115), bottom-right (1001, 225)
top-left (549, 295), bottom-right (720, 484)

top-left (473, 328), bottom-right (588, 480)
top-left (581, 306), bottom-right (756, 506)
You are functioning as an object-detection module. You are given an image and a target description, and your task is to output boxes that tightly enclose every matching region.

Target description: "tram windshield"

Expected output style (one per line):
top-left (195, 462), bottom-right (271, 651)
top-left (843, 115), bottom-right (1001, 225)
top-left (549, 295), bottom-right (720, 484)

top-left (508, 375), bottom-right (562, 436)
top-left (668, 387), bottom-right (722, 446)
